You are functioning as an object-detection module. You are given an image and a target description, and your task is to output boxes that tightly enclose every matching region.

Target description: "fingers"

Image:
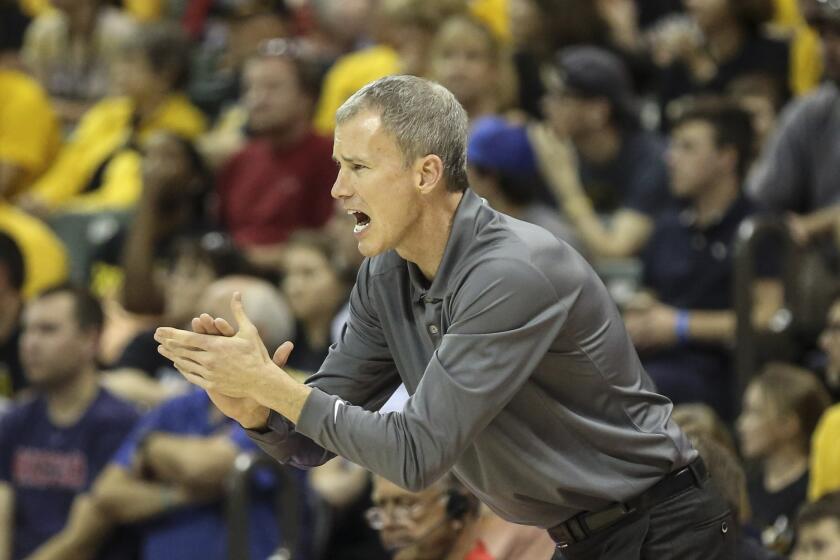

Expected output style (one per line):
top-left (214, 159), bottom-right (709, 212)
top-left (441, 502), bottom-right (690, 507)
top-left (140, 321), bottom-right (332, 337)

top-left (213, 317), bottom-right (236, 337)
top-left (230, 292), bottom-right (257, 335)
top-left (272, 341), bottom-right (295, 367)
top-left (191, 314), bottom-right (237, 337)
top-left (154, 327), bottom-right (213, 348)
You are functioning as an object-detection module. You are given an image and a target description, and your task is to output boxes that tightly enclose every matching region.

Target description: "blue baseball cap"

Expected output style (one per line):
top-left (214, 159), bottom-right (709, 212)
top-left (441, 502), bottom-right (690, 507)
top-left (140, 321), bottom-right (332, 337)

top-left (467, 117), bottom-right (538, 177)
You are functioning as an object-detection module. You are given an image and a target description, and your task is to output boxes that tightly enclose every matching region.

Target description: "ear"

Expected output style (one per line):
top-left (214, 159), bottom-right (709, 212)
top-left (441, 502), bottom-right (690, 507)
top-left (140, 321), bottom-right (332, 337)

top-left (778, 411), bottom-right (802, 441)
top-left (416, 154), bottom-right (445, 195)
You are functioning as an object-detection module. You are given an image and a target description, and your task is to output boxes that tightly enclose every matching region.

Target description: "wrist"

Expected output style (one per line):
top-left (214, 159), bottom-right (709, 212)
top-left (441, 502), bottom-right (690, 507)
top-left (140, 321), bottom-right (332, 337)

top-left (674, 310), bottom-right (691, 343)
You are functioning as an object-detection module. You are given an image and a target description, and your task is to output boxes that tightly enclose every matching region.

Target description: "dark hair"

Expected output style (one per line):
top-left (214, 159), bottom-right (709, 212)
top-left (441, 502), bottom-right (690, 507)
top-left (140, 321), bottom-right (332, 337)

top-left (535, 0), bottom-right (608, 49)
top-left (0, 231), bottom-right (24, 292)
top-left (691, 435), bottom-right (751, 524)
top-left (731, 0), bottom-right (775, 33)
top-left (126, 22), bottom-right (192, 90)
top-left (752, 363), bottom-right (832, 453)
top-left (672, 98), bottom-right (756, 182)
top-left (471, 165), bottom-right (542, 207)
top-left (797, 491), bottom-right (840, 530)
top-left (0, 2), bottom-right (29, 53)
top-left (35, 283), bottom-right (104, 332)
top-left (251, 38), bottom-right (324, 100)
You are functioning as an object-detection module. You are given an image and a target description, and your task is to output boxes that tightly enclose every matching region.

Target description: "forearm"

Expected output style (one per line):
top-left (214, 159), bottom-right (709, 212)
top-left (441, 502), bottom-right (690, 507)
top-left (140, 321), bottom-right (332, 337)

top-left (94, 468), bottom-right (191, 524)
top-left (251, 367), bottom-right (313, 426)
top-left (26, 495), bottom-right (112, 560)
top-left (145, 434), bottom-right (239, 488)
top-left (685, 310), bottom-right (736, 344)
top-left (120, 207), bottom-right (165, 314)
top-left (0, 484), bottom-right (13, 560)
top-left (801, 205), bottom-right (840, 238)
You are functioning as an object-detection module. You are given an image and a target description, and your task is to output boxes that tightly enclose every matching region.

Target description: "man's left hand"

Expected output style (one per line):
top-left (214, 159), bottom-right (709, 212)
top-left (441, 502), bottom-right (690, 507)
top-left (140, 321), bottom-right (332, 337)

top-left (624, 302), bottom-right (678, 351)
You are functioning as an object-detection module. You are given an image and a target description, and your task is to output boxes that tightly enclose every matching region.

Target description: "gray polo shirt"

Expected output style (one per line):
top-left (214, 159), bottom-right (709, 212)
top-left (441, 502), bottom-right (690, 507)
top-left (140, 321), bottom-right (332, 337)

top-left (248, 189), bottom-right (694, 528)
top-left (747, 82), bottom-right (840, 213)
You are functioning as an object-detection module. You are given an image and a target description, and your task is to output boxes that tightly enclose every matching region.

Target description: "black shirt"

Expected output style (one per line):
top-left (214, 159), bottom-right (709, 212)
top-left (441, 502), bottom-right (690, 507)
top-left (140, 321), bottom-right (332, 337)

top-left (747, 469), bottom-right (809, 531)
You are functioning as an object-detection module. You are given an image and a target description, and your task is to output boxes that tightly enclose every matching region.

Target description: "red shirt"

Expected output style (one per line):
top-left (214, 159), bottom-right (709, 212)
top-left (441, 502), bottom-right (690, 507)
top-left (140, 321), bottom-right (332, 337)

top-left (216, 131), bottom-right (337, 246)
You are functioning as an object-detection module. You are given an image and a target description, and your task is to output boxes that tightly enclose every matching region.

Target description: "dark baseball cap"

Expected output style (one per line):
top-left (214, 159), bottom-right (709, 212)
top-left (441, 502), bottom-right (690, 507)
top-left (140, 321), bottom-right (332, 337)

top-left (467, 117), bottom-right (538, 177)
top-left (547, 46), bottom-right (638, 120)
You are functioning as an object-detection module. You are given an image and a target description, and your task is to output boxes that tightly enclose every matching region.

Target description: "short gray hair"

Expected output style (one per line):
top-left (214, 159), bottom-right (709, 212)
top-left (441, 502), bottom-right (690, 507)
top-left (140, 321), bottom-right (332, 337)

top-left (335, 75), bottom-right (469, 192)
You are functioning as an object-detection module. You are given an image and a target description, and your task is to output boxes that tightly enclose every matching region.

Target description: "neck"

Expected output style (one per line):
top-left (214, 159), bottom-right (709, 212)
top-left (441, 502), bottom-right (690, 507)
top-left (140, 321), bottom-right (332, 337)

top-left (704, 19), bottom-right (744, 62)
top-left (763, 442), bottom-right (808, 493)
top-left (46, 366), bottom-right (99, 427)
top-left (576, 126), bottom-right (621, 164)
top-left (398, 191), bottom-right (464, 281)
top-left (692, 174), bottom-right (739, 226)
top-left (267, 119), bottom-right (309, 150)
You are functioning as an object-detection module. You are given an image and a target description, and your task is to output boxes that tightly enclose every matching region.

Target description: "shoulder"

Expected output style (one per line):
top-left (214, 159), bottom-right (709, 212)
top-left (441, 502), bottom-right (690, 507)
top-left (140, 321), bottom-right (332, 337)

top-left (156, 95), bottom-right (207, 138)
top-left (92, 389), bottom-right (140, 425)
top-left (328, 45), bottom-right (399, 77)
top-left (779, 83), bottom-right (839, 129)
top-left (0, 70), bottom-right (50, 107)
top-left (0, 396), bottom-right (44, 431)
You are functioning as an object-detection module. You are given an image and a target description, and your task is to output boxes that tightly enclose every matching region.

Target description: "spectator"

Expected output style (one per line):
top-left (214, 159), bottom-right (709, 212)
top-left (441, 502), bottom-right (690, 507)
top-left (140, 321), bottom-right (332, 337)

top-left (23, 22), bottom-right (206, 215)
top-left (671, 402), bottom-right (737, 452)
top-left (792, 491), bottom-right (840, 560)
top-left (466, 116), bottom-right (585, 254)
top-left (810, 404), bottom-right (840, 501)
top-left (0, 3), bottom-right (59, 201)
top-left (104, 238), bottom-right (256, 409)
top-left (0, 232), bottom-right (24, 402)
top-left (0, 285), bottom-right (139, 560)
top-left (817, 297), bottom-right (840, 401)
top-left (368, 474), bottom-right (555, 560)
top-left (281, 231), bottom-right (354, 373)
top-left (530, 46), bottom-right (672, 259)
top-left (88, 386), bottom-right (304, 560)
top-left (624, 100), bottom-right (780, 420)
top-left (656, 0), bottom-right (789, 125)
top-left (216, 39), bottom-right (335, 270)
top-left (428, 14), bottom-right (513, 123)
top-left (747, 0), bottom-right (840, 245)
top-left (312, 0), bottom-right (466, 134)
top-left (22, 0), bottom-right (136, 127)
top-left (737, 363), bottom-right (831, 553)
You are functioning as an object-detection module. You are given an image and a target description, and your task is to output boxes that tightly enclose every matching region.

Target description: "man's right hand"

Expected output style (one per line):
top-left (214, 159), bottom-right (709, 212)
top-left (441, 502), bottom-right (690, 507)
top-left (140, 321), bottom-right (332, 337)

top-left (190, 313), bottom-right (294, 430)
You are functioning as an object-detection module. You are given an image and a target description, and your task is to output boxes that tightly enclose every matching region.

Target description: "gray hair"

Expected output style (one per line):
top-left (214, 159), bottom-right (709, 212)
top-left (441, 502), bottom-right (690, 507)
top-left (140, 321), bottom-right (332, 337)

top-left (335, 75), bottom-right (469, 192)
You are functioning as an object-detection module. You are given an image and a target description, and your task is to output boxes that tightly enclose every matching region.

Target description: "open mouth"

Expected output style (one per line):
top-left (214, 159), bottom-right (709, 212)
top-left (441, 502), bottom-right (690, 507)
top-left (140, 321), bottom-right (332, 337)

top-left (348, 210), bottom-right (371, 234)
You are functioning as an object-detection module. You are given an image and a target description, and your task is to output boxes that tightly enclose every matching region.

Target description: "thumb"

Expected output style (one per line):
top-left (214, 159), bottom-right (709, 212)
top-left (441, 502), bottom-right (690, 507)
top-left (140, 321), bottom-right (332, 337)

top-left (231, 291), bottom-right (257, 335)
top-left (272, 341), bottom-right (295, 367)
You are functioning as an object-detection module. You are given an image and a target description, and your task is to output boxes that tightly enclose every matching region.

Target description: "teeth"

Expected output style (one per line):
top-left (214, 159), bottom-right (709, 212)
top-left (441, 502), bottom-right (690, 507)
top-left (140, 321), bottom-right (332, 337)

top-left (354, 222), bottom-right (370, 234)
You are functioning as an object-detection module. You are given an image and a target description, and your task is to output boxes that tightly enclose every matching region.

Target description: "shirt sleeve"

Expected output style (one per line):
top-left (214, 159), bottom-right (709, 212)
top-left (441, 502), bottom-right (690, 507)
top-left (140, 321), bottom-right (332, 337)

top-left (294, 257), bottom-right (570, 491)
top-left (746, 98), bottom-right (811, 213)
top-left (246, 259), bottom-right (402, 468)
top-left (110, 405), bottom-right (165, 469)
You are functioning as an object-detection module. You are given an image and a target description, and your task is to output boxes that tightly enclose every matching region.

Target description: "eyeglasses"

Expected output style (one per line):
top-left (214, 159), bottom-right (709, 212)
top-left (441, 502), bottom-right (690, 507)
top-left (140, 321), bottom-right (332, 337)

top-left (257, 38), bottom-right (305, 60)
top-left (365, 496), bottom-right (446, 530)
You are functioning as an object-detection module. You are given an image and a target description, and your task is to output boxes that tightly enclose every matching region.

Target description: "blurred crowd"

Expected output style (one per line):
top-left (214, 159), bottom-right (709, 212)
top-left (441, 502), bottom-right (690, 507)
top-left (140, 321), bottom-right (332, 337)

top-left (1, 0), bottom-right (840, 558)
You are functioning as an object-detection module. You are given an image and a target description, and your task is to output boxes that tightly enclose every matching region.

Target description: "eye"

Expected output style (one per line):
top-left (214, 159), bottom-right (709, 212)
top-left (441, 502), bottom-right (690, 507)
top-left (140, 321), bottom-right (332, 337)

top-left (352, 163), bottom-right (366, 171)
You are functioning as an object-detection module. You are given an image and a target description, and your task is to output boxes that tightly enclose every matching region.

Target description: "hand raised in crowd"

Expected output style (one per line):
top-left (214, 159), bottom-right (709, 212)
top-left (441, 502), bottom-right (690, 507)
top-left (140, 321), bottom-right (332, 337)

top-left (597, 0), bottom-right (642, 52)
top-left (624, 299), bottom-right (679, 351)
top-left (527, 123), bottom-right (581, 198)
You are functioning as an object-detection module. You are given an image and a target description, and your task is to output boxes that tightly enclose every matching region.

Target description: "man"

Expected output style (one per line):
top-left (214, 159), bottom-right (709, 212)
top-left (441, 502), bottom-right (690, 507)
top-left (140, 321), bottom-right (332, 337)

top-left (0, 285), bottom-right (138, 560)
top-left (747, 0), bottom-right (840, 243)
top-left (370, 473), bottom-right (555, 559)
top-left (624, 100), bottom-right (781, 420)
top-left (157, 75), bottom-right (733, 559)
top-left (530, 46), bottom-right (672, 258)
top-left (793, 492), bottom-right (840, 560)
top-left (215, 39), bottom-right (336, 269)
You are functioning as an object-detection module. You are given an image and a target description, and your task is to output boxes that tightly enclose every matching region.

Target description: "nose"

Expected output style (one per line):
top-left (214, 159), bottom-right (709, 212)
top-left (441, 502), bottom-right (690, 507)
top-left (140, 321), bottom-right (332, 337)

top-left (331, 168), bottom-right (353, 200)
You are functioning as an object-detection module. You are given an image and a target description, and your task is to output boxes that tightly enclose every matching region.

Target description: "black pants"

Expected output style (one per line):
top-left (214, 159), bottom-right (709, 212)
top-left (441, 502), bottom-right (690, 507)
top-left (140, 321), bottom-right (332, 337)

top-left (552, 480), bottom-right (735, 560)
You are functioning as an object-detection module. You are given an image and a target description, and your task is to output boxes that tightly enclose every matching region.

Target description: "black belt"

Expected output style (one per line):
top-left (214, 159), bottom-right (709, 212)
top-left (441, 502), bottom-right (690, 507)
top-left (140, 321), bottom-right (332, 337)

top-left (548, 458), bottom-right (709, 548)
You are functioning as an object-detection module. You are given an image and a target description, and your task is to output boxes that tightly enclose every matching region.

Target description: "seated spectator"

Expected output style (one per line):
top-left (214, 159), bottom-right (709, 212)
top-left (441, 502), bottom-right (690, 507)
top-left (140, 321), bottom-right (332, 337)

top-left (281, 231), bottom-right (354, 373)
top-left (22, 0), bottom-right (136, 127)
top-left (216, 40), bottom-right (335, 270)
top-left (810, 404), bottom-right (840, 501)
top-left (428, 14), bottom-right (512, 123)
top-left (624, 101), bottom-right (780, 419)
top-left (727, 72), bottom-right (787, 161)
top-left (656, 0), bottom-right (789, 125)
top-left (88, 386), bottom-right (306, 560)
top-left (104, 239), bottom-right (259, 408)
top-left (530, 46), bottom-right (672, 259)
top-left (792, 491), bottom-right (840, 560)
top-left (671, 402), bottom-right (737, 452)
top-left (23, 22), bottom-right (206, 215)
top-left (312, 0), bottom-right (465, 134)
top-left (0, 8), bottom-right (59, 200)
top-left (369, 473), bottom-right (555, 560)
top-left (747, 0), bottom-right (840, 243)
top-left (0, 285), bottom-right (138, 559)
top-left (737, 364), bottom-right (831, 553)
top-left (466, 116), bottom-right (586, 254)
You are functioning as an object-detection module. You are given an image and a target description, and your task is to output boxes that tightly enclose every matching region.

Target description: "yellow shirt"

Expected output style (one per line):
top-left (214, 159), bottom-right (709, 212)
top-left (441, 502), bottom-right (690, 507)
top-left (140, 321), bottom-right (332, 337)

top-left (30, 94), bottom-right (206, 212)
top-left (0, 69), bottom-right (60, 195)
top-left (470, 0), bottom-right (509, 43)
top-left (313, 45), bottom-right (400, 135)
top-left (810, 404), bottom-right (840, 501)
top-left (773, 0), bottom-right (822, 96)
top-left (0, 204), bottom-right (68, 299)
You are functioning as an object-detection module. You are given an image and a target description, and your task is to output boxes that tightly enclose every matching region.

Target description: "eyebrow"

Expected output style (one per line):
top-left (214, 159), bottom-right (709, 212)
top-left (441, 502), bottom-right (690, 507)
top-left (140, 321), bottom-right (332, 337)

top-left (333, 154), bottom-right (370, 166)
